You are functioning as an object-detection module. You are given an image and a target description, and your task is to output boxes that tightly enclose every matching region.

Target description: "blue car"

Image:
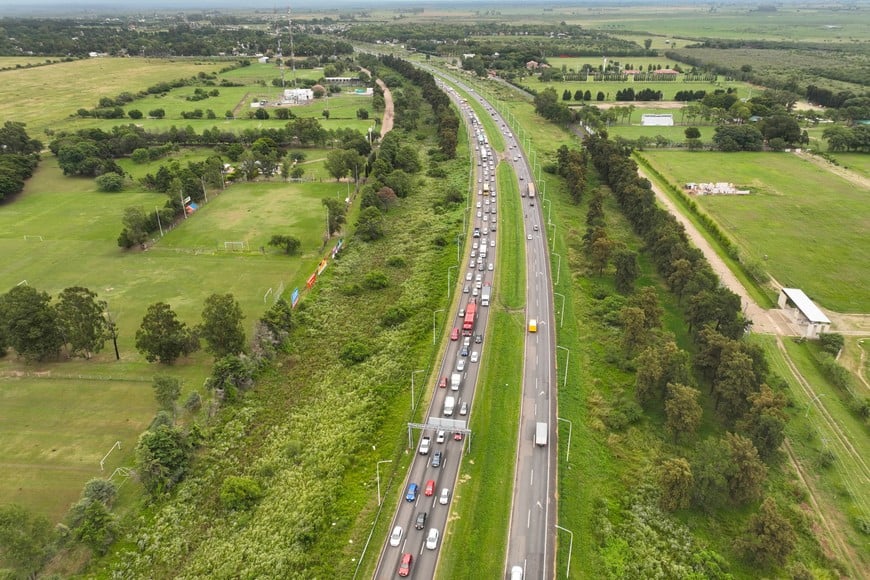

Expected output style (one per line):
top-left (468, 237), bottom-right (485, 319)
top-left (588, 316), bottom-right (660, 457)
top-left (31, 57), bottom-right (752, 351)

top-left (406, 483), bottom-right (419, 502)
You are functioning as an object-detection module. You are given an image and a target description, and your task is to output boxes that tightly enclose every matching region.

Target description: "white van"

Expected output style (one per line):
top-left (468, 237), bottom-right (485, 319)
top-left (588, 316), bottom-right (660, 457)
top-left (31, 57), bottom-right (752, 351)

top-left (443, 396), bottom-right (456, 416)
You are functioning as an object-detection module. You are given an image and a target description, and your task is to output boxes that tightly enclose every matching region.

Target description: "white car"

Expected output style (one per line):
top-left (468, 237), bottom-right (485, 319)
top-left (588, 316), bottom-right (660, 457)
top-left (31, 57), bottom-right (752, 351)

top-left (466, 272), bottom-right (472, 281)
top-left (490, 240), bottom-right (496, 247)
top-left (436, 430), bottom-right (446, 444)
top-left (488, 263), bottom-right (494, 271)
top-left (426, 528), bottom-right (440, 550)
top-left (527, 234), bottom-right (533, 240)
top-left (390, 525), bottom-right (403, 547)
top-left (471, 351), bottom-right (479, 363)
top-left (456, 359), bottom-right (465, 372)
top-left (439, 488), bottom-right (450, 505)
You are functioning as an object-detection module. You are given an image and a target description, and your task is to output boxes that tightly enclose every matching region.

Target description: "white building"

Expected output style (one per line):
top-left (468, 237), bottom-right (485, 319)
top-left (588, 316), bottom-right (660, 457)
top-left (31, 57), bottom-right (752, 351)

top-left (641, 114), bottom-right (674, 126)
top-left (777, 288), bottom-right (831, 339)
top-left (283, 88), bottom-right (314, 104)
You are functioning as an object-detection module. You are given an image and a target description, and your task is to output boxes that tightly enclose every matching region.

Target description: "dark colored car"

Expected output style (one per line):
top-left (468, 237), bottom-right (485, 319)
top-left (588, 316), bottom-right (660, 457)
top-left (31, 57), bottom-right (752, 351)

top-left (415, 511), bottom-right (428, 530)
top-left (432, 451), bottom-right (443, 468)
top-left (475, 334), bottom-right (483, 344)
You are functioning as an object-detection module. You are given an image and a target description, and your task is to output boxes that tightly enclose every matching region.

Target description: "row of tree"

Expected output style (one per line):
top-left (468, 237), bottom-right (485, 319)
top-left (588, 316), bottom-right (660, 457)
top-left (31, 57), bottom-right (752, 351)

top-left (0, 121), bottom-right (41, 202)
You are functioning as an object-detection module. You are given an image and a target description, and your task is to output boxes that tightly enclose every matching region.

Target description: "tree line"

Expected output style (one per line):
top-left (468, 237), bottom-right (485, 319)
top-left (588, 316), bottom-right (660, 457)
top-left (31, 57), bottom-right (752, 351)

top-left (582, 134), bottom-right (795, 565)
top-left (0, 121), bottom-right (41, 202)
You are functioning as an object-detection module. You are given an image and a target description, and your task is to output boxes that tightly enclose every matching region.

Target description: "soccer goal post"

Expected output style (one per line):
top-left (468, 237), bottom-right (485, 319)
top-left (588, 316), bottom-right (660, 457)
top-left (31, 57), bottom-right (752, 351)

top-left (223, 241), bottom-right (248, 252)
top-left (23, 235), bottom-right (44, 241)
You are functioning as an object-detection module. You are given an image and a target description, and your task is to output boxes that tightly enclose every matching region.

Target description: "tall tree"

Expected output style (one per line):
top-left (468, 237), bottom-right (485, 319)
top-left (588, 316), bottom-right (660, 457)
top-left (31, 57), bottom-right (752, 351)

top-left (658, 457), bottom-right (693, 512)
top-left (714, 347), bottom-right (759, 422)
top-left (0, 284), bottom-right (63, 361)
top-left (630, 286), bottom-right (663, 330)
top-left (55, 286), bottom-right (110, 359)
top-left (613, 249), bottom-right (638, 294)
top-left (322, 197), bottom-right (347, 236)
top-left (135, 302), bottom-right (199, 364)
top-left (734, 497), bottom-right (796, 566)
top-left (0, 504), bottom-right (52, 577)
top-left (665, 382), bottom-right (703, 441)
top-left (135, 424), bottom-right (191, 495)
top-left (152, 374), bottom-right (182, 413)
top-left (199, 293), bottom-right (245, 359)
top-left (723, 432), bottom-right (768, 504)
top-left (620, 306), bottom-right (648, 358)
top-left (737, 384), bottom-right (788, 461)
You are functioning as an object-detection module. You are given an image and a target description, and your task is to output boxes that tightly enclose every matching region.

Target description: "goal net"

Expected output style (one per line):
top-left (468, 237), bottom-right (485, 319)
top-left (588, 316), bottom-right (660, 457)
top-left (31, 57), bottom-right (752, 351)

top-left (223, 241), bottom-right (248, 252)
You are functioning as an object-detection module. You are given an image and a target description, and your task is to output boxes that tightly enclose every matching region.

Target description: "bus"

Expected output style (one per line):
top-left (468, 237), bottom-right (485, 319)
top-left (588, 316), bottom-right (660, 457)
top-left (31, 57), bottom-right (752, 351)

top-left (528, 183), bottom-right (536, 198)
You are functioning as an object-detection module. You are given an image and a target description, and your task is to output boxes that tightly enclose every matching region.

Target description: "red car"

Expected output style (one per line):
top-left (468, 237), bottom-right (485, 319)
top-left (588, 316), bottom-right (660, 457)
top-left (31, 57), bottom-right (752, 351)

top-left (398, 552), bottom-right (413, 577)
top-left (438, 376), bottom-right (448, 389)
top-left (424, 479), bottom-right (436, 496)
top-left (450, 327), bottom-right (460, 341)
top-left (454, 432), bottom-right (463, 441)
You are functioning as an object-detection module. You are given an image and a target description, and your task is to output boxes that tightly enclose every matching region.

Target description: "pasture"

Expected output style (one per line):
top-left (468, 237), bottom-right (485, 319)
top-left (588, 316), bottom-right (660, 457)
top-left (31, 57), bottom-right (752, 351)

top-left (527, 77), bottom-right (746, 103)
top-left (0, 156), bottom-right (344, 520)
top-left (642, 151), bottom-right (870, 312)
top-left (0, 58), bottom-right (223, 135)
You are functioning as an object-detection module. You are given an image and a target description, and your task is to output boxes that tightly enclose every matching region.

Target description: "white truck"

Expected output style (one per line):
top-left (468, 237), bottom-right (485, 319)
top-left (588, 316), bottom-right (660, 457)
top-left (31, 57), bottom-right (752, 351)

top-left (419, 435), bottom-right (431, 455)
top-left (535, 422), bottom-right (548, 446)
top-left (443, 396), bottom-right (456, 416)
top-left (481, 284), bottom-right (491, 307)
top-left (451, 373), bottom-right (461, 391)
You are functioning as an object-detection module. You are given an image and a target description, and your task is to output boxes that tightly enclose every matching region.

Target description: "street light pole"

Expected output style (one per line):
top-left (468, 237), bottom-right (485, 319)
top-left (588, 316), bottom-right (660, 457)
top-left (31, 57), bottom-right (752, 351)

top-left (554, 292), bottom-right (565, 329)
top-left (556, 345), bottom-right (569, 388)
top-left (447, 265), bottom-right (458, 297)
top-left (555, 524), bottom-right (574, 578)
top-left (411, 369), bottom-right (426, 412)
top-left (376, 459), bottom-right (393, 506)
top-left (557, 417), bottom-right (572, 463)
top-left (433, 308), bottom-right (445, 344)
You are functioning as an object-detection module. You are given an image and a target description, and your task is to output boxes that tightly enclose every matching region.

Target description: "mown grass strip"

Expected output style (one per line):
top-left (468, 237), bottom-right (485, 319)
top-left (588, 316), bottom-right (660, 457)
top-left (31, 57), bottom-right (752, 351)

top-left (438, 144), bottom-right (526, 579)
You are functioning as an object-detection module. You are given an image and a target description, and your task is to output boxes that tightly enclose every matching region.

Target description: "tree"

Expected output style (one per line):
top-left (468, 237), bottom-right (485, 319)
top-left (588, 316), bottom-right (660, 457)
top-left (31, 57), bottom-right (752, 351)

top-left (55, 286), bottom-right (110, 359)
top-left (818, 332), bottom-right (844, 356)
top-left (268, 234), bottom-right (301, 255)
top-left (135, 424), bottom-right (191, 495)
top-left (665, 382), bottom-right (703, 441)
top-left (658, 457), bottom-right (693, 511)
top-left (0, 284), bottom-right (63, 361)
top-left (0, 504), bottom-right (52, 577)
top-left (355, 206), bottom-right (386, 241)
top-left (589, 235), bottom-right (614, 275)
top-left (736, 384), bottom-right (788, 461)
top-left (613, 249), bottom-right (638, 294)
top-left (356, 108), bottom-right (369, 120)
top-left (630, 286), bottom-right (663, 330)
top-left (135, 302), bottom-right (199, 364)
top-left (95, 172), bottom-right (124, 192)
top-left (692, 437), bottom-right (729, 509)
top-left (152, 374), bottom-right (182, 412)
top-left (620, 306), bottom-right (647, 358)
top-left (635, 341), bottom-right (692, 408)
top-left (324, 148), bottom-right (351, 181)
top-left (723, 432), bottom-right (767, 504)
top-left (199, 293), bottom-right (245, 359)
top-left (713, 347), bottom-right (759, 422)
top-left (684, 127), bottom-right (701, 140)
top-left (644, 38), bottom-right (653, 50)
top-left (72, 498), bottom-right (117, 555)
top-left (734, 497), bottom-right (796, 566)
top-left (323, 197), bottom-right (347, 236)
top-left (118, 206), bottom-right (149, 248)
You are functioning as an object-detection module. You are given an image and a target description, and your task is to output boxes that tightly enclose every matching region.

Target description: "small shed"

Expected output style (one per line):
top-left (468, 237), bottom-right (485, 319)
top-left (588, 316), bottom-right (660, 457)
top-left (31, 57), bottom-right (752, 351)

top-left (777, 288), bottom-right (831, 339)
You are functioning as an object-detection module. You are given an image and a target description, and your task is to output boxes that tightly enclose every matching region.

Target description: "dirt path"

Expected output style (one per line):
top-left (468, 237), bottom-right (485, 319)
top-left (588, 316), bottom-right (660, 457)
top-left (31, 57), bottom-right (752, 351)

top-left (375, 79), bottom-right (394, 137)
top-left (636, 167), bottom-right (792, 335)
top-left (794, 149), bottom-right (870, 191)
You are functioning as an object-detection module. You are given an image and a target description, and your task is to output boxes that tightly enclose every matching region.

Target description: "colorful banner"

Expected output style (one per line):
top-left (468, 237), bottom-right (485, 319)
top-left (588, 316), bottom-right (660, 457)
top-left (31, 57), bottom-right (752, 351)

top-left (306, 272), bottom-right (317, 289)
top-left (291, 288), bottom-right (300, 308)
top-left (316, 258), bottom-right (329, 275)
top-left (331, 238), bottom-right (344, 258)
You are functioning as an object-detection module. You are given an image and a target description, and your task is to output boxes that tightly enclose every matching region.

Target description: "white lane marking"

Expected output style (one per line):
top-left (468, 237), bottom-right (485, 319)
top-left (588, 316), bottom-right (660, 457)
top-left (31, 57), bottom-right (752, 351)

top-left (530, 468), bottom-right (534, 486)
top-left (527, 508), bottom-right (531, 528)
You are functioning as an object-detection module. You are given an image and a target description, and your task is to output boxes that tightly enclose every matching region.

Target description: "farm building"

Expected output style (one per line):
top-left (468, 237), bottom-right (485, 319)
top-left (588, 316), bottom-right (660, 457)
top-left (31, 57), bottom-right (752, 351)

top-left (283, 88), bottom-right (314, 104)
top-left (641, 114), bottom-right (674, 126)
top-left (777, 288), bottom-right (831, 339)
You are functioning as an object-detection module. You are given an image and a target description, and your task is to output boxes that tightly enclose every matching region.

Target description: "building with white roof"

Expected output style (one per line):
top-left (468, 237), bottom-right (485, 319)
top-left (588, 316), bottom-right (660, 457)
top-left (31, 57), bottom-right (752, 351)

top-left (777, 288), bottom-right (831, 339)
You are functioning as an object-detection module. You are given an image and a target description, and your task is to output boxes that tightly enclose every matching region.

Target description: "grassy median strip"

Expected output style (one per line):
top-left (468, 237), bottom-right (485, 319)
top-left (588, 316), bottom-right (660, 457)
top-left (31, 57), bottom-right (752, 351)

top-left (438, 160), bottom-right (526, 578)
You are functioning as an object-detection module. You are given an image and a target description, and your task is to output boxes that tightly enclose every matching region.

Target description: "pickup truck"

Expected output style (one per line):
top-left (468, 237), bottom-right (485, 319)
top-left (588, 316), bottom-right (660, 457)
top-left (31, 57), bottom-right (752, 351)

top-left (419, 436), bottom-right (431, 455)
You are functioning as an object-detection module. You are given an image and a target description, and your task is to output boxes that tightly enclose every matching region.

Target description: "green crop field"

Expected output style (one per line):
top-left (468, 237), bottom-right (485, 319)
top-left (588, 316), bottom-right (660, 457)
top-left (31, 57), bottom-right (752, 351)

top-left (642, 151), bottom-right (870, 312)
top-left (527, 77), bottom-right (746, 103)
top-left (0, 58), bottom-right (224, 135)
top-left (0, 155), bottom-right (344, 521)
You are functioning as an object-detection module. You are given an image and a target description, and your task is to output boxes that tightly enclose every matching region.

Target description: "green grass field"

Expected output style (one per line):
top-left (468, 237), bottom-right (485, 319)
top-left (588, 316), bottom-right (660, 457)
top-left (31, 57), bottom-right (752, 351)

top-left (642, 151), bottom-right (870, 313)
top-left (0, 155), bottom-right (345, 521)
top-left (527, 77), bottom-right (746, 103)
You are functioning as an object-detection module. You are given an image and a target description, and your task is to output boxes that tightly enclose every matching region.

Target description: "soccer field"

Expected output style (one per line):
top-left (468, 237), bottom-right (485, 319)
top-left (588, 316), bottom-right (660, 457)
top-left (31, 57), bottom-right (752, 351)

top-left (0, 156), bottom-right (343, 520)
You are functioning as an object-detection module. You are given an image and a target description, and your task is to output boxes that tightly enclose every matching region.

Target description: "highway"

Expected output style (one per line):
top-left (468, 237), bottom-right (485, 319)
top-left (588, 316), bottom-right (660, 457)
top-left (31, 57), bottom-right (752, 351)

top-left (373, 64), bottom-right (558, 580)
top-left (373, 84), bottom-right (502, 580)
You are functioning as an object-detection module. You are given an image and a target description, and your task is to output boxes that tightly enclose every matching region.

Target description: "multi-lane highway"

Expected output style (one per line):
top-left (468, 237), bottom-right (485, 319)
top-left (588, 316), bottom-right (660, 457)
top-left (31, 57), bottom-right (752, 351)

top-left (373, 87), bottom-right (502, 580)
top-left (374, 65), bottom-right (558, 579)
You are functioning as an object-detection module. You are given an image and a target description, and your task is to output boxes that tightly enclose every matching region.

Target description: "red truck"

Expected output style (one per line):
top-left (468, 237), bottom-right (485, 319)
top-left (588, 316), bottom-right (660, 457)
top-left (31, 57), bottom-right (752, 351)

top-left (462, 300), bottom-right (477, 336)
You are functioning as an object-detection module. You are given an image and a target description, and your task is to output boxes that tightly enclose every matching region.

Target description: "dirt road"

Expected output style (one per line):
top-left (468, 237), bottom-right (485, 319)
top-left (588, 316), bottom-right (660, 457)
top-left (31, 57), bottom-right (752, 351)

top-left (375, 79), bottom-right (394, 137)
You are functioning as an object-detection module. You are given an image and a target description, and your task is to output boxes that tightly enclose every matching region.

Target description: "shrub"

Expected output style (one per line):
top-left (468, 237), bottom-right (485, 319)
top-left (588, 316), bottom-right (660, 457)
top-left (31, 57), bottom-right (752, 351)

top-left (381, 305), bottom-right (410, 327)
top-left (339, 340), bottom-right (372, 365)
top-left (220, 476), bottom-right (263, 511)
top-left (184, 391), bottom-right (202, 413)
top-left (95, 172), bottom-right (125, 192)
top-left (363, 270), bottom-right (389, 289)
top-left (818, 333), bottom-right (844, 356)
top-left (386, 255), bottom-right (407, 268)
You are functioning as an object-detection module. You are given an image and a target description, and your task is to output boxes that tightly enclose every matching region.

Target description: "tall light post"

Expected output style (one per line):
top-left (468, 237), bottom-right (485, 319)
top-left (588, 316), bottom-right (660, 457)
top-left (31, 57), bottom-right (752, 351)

top-left (555, 524), bottom-right (574, 578)
top-left (552, 252), bottom-right (562, 285)
top-left (556, 345), bottom-right (570, 388)
top-left (447, 265), bottom-right (458, 297)
top-left (557, 417), bottom-right (573, 463)
top-left (376, 459), bottom-right (393, 506)
top-left (554, 292), bottom-right (565, 328)
top-left (432, 309), bottom-right (445, 344)
top-left (411, 369), bottom-right (426, 412)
